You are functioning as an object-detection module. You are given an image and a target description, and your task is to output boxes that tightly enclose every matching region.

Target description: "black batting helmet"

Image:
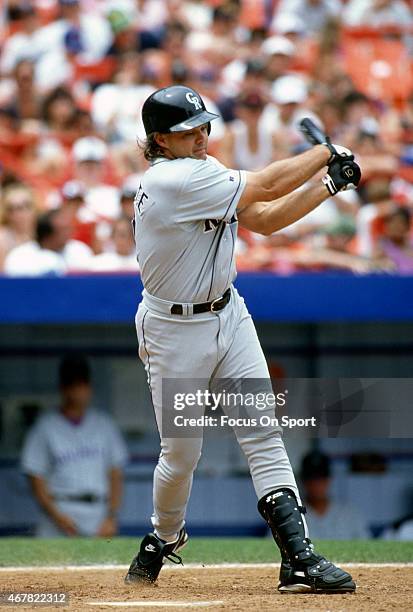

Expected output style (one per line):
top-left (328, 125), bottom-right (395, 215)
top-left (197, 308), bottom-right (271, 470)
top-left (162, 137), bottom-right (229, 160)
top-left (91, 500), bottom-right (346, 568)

top-left (142, 85), bottom-right (219, 136)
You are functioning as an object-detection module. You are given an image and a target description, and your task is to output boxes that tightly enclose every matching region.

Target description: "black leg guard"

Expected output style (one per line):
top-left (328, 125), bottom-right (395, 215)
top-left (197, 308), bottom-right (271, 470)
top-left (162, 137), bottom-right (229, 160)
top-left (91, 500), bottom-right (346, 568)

top-left (258, 488), bottom-right (356, 594)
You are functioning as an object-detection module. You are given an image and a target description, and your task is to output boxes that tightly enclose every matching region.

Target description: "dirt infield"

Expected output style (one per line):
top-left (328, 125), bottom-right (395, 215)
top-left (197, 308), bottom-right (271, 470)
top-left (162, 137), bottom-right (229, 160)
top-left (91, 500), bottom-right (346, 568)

top-left (0, 566), bottom-right (412, 611)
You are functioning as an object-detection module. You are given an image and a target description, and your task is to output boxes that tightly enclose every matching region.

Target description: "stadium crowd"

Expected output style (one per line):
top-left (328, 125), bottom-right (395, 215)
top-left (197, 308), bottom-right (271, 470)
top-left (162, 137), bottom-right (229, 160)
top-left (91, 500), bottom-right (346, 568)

top-left (1, 0), bottom-right (413, 275)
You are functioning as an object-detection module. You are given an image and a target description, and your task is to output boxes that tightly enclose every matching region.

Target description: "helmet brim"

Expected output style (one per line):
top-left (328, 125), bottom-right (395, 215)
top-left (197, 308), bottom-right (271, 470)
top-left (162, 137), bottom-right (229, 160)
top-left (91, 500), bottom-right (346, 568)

top-left (169, 110), bottom-right (220, 132)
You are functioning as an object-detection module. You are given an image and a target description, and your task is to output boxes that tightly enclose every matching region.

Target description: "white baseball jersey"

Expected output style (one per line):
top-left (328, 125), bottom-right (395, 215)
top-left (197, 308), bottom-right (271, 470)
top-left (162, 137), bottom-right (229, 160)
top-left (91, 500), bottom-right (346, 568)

top-left (134, 155), bottom-right (246, 302)
top-left (21, 408), bottom-right (128, 498)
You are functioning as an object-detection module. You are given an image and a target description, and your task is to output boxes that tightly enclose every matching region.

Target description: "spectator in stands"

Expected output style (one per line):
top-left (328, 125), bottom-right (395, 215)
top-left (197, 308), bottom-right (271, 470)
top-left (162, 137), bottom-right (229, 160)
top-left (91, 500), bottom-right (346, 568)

top-left (21, 354), bottom-right (128, 536)
top-left (119, 178), bottom-right (138, 221)
top-left (219, 91), bottom-right (275, 170)
top-left (275, 0), bottom-right (341, 37)
top-left (290, 217), bottom-right (375, 273)
top-left (72, 136), bottom-right (120, 221)
top-left (0, 4), bottom-right (42, 77)
top-left (60, 180), bottom-right (100, 252)
top-left (39, 0), bottom-right (113, 65)
top-left (185, 4), bottom-right (239, 70)
top-left (265, 75), bottom-right (318, 159)
top-left (343, 0), bottom-right (413, 30)
top-left (4, 207), bottom-right (93, 275)
top-left (0, 183), bottom-right (36, 271)
top-left (9, 59), bottom-right (41, 122)
top-left (88, 216), bottom-right (138, 272)
top-left (1, 0), bottom-right (413, 274)
top-left (300, 450), bottom-right (369, 539)
top-left (373, 208), bottom-right (413, 273)
top-left (91, 52), bottom-right (154, 144)
top-left (260, 35), bottom-right (296, 85)
top-left (41, 86), bottom-right (78, 142)
top-left (105, 8), bottom-right (142, 57)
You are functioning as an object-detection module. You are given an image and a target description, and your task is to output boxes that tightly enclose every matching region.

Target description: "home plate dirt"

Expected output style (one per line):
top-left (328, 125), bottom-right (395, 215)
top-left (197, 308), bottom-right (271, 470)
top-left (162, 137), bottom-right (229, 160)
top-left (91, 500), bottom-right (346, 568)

top-left (0, 566), bottom-right (412, 611)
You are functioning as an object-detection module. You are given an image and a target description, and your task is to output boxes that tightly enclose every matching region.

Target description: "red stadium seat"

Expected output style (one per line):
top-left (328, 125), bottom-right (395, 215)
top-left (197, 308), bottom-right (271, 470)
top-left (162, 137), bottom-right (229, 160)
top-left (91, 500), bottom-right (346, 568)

top-left (341, 27), bottom-right (412, 105)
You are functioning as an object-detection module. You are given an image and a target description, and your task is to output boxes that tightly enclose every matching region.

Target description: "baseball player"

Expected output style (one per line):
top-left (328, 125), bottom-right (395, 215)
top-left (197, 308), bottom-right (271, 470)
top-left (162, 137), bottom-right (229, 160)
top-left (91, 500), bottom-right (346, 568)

top-left (21, 355), bottom-right (128, 537)
top-left (125, 86), bottom-right (360, 593)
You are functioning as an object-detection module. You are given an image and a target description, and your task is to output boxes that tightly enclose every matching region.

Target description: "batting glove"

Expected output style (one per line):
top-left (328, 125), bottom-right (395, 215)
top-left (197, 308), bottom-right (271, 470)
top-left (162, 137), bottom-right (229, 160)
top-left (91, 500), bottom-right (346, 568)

top-left (325, 143), bottom-right (354, 164)
top-left (322, 158), bottom-right (361, 196)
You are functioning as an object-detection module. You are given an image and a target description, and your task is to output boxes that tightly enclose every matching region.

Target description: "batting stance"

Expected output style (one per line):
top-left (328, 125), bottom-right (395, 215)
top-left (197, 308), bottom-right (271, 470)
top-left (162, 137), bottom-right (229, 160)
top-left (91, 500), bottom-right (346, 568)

top-left (125, 86), bottom-right (360, 594)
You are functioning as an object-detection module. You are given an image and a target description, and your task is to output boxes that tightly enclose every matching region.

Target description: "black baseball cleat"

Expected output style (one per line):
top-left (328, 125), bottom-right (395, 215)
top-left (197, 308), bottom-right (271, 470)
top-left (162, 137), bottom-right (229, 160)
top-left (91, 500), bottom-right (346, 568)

top-left (124, 527), bottom-right (188, 584)
top-left (278, 554), bottom-right (356, 594)
top-left (258, 489), bottom-right (356, 595)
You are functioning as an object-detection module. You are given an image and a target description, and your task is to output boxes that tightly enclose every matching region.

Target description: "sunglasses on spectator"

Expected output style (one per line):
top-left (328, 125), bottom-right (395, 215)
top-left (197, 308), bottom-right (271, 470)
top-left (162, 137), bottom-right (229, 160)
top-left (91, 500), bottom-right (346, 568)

top-left (6, 200), bottom-right (32, 212)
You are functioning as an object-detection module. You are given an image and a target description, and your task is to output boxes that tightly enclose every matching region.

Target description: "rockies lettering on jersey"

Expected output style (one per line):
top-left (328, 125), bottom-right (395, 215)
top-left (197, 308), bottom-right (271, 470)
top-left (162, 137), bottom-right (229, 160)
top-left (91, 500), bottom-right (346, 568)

top-left (135, 185), bottom-right (149, 217)
top-left (204, 218), bottom-right (221, 233)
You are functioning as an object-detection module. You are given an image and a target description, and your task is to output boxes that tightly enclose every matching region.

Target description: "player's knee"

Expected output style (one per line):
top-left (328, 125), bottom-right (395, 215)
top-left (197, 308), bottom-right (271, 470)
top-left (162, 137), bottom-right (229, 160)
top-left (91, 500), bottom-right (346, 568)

top-left (160, 448), bottom-right (201, 479)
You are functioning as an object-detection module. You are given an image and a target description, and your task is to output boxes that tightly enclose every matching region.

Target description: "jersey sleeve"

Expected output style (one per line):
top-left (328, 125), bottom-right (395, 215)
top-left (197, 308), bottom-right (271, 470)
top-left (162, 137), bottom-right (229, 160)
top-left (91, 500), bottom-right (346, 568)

top-left (176, 157), bottom-right (246, 223)
top-left (104, 418), bottom-right (128, 468)
top-left (20, 421), bottom-right (52, 478)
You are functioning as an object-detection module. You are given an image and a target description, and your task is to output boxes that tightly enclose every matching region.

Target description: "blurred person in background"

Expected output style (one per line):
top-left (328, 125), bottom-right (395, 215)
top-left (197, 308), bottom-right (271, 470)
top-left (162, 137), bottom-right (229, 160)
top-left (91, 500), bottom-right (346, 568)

top-left (373, 207), bottom-right (413, 273)
top-left (8, 59), bottom-right (41, 123)
top-left (343, 0), bottom-right (413, 30)
top-left (218, 36), bottom-right (270, 101)
top-left (119, 177), bottom-right (139, 221)
top-left (219, 91), bottom-right (275, 170)
top-left (21, 354), bottom-right (128, 537)
top-left (264, 74), bottom-right (319, 159)
top-left (35, 0), bottom-right (113, 68)
top-left (0, 182), bottom-right (36, 271)
top-left (300, 450), bottom-right (369, 539)
top-left (91, 52), bottom-right (154, 145)
top-left (71, 136), bottom-right (120, 222)
top-left (60, 179), bottom-right (100, 252)
top-left (275, 0), bottom-right (342, 37)
top-left (4, 207), bottom-right (93, 275)
top-left (185, 3), bottom-right (240, 73)
top-left (88, 215), bottom-right (138, 272)
top-left (286, 217), bottom-right (376, 273)
top-left (0, 4), bottom-right (42, 77)
top-left (41, 86), bottom-right (78, 143)
top-left (260, 35), bottom-right (296, 85)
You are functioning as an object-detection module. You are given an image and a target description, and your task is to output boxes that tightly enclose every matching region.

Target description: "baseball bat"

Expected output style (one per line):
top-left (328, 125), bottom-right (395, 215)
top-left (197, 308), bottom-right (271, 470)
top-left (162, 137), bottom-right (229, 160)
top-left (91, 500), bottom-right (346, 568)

top-left (299, 117), bottom-right (331, 147)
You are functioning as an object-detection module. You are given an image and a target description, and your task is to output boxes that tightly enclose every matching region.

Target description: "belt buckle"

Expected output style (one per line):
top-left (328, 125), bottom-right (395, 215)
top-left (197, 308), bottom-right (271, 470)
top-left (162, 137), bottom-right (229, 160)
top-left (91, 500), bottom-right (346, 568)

top-left (210, 296), bottom-right (222, 312)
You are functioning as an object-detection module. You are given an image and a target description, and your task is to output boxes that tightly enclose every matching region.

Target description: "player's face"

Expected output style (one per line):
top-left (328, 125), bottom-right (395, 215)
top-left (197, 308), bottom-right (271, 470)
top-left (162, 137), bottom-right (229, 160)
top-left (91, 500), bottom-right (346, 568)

top-left (61, 382), bottom-right (91, 411)
top-left (158, 125), bottom-right (209, 160)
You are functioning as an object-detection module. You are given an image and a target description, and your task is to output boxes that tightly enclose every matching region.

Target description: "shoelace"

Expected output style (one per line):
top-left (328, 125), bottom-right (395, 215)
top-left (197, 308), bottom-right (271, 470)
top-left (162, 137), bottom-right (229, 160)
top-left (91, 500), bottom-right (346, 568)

top-left (164, 551), bottom-right (183, 565)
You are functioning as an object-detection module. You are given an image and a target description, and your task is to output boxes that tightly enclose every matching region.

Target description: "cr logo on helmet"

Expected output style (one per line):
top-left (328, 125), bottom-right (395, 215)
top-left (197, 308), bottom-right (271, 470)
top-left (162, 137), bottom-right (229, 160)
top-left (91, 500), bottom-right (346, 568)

top-left (186, 92), bottom-right (202, 110)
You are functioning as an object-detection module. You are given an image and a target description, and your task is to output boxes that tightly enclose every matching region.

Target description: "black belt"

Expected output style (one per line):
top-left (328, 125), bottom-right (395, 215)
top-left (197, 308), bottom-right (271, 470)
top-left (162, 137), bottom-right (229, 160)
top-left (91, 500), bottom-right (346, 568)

top-left (170, 288), bottom-right (231, 315)
top-left (55, 494), bottom-right (106, 504)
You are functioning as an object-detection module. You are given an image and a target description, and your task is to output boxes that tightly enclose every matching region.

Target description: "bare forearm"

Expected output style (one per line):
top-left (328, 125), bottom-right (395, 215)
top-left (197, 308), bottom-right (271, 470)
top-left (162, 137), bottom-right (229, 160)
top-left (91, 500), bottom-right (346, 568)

top-left (238, 182), bottom-right (329, 235)
top-left (255, 145), bottom-right (330, 200)
top-left (29, 475), bottom-right (61, 521)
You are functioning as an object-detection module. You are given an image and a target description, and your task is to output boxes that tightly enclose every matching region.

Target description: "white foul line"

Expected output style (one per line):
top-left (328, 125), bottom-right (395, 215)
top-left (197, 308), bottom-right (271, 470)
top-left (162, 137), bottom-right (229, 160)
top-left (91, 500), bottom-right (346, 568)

top-left (0, 562), bottom-right (412, 572)
top-left (86, 602), bottom-right (224, 608)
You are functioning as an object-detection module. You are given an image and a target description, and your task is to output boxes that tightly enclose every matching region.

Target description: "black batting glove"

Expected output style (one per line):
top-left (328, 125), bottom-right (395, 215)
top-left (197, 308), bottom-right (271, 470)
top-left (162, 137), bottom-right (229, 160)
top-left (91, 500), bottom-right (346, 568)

top-left (322, 158), bottom-right (361, 196)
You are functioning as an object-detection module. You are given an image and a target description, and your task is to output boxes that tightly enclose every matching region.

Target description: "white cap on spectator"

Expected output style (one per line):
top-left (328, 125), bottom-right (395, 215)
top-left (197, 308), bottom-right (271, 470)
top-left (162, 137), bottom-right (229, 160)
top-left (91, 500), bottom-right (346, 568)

top-left (261, 35), bottom-right (295, 57)
top-left (272, 75), bottom-right (307, 105)
top-left (273, 14), bottom-right (305, 35)
top-left (62, 180), bottom-right (85, 200)
top-left (73, 137), bottom-right (108, 163)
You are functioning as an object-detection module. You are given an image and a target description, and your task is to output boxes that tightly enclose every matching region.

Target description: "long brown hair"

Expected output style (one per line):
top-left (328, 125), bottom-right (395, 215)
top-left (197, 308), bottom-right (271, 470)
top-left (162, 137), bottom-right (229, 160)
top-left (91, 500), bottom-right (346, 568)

top-left (138, 133), bottom-right (166, 162)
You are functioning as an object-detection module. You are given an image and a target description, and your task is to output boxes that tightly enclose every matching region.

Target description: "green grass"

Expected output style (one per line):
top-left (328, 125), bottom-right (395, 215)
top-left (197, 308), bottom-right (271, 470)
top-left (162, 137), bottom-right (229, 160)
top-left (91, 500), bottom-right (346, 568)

top-left (0, 538), bottom-right (412, 567)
